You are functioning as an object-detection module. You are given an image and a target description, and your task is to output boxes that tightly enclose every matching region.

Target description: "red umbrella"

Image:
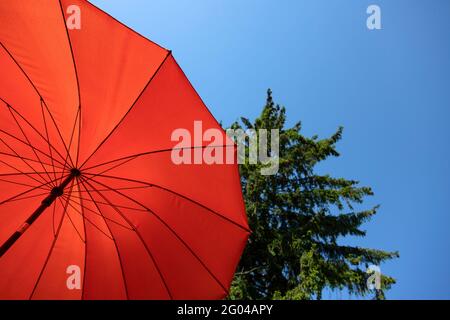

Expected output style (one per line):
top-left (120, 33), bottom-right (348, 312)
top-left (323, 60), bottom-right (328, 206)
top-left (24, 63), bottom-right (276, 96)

top-left (0, 0), bottom-right (249, 300)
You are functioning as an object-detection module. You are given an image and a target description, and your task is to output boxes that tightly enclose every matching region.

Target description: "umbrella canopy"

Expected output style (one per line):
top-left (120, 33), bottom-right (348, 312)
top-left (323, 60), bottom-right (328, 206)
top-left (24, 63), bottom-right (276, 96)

top-left (0, 0), bottom-right (249, 300)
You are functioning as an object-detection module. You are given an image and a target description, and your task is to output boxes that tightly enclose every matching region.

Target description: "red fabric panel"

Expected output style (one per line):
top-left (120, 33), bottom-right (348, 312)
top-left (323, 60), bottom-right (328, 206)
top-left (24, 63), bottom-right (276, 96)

top-left (0, 0), bottom-right (249, 300)
top-left (32, 185), bottom-right (86, 300)
top-left (87, 191), bottom-right (171, 300)
top-left (87, 179), bottom-right (229, 299)
top-left (83, 55), bottom-right (234, 170)
top-left (78, 188), bottom-right (127, 300)
top-left (0, 100), bottom-right (67, 179)
top-left (0, 195), bottom-right (44, 248)
top-left (84, 147), bottom-right (248, 230)
top-left (0, 197), bottom-right (65, 299)
top-left (0, 0), bottom-right (79, 153)
top-left (85, 176), bottom-right (249, 295)
top-left (0, 45), bottom-right (45, 138)
top-left (60, 0), bottom-right (168, 167)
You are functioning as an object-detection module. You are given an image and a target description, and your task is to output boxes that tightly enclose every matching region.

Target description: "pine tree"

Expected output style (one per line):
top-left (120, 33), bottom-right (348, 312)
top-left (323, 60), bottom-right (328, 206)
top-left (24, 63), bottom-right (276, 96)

top-left (228, 90), bottom-right (399, 300)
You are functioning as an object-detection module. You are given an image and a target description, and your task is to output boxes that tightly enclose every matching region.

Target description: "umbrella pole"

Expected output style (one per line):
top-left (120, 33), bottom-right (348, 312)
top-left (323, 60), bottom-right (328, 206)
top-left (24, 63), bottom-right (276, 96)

top-left (0, 168), bottom-right (81, 258)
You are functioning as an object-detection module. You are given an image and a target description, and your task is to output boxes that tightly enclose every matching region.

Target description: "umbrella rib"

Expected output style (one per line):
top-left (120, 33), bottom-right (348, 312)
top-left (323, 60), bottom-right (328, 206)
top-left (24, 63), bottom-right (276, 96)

top-left (59, 192), bottom-right (139, 294)
top-left (0, 128), bottom-right (67, 168)
top-left (88, 177), bottom-right (229, 296)
top-left (5, 104), bottom-right (54, 184)
top-left (82, 144), bottom-right (235, 172)
top-left (78, 185), bottom-right (155, 193)
top-left (0, 151), bottom-right (65, 171)
top-left (77, 184), bottom-right (88, 300)
top-left (76, 108), bottom-right (81, 168)
top-left (66, 191), bottom-right (149, 213)
top-left (29, 180), bottom-right (75, 299)
top-left (86, 0), bottom-right (169, 52)
top-left (4, 191), bottom-right (52, 204)
top-left (0, 139), bottom-right (66, 171)
top-left (0, 177), bottom-right (52, 190)
top-left (51, 199), bottom-right (57, 237)
top-left (42, 101), bottom-right (76, 171)
top-left (40, 99), bottom-right (59, 181)
top-left (83, 173), bottom-right (250, 233)
top-left (79, 50), bottom-right (172, 170)
top-left (78, 178), bottom-right (130, 299)
top-left (58, 0), bottom-right (82, 168)
top-left (0, 41), bottom-right (76, 171)
top-left (171, 56), bottom-right (228, 139)
top-left (0, 174), bottom-right (67, 206)
top-left (0, 97), bottom-right (68, 166)
top-left (61, 192), bottom-right (134, 232)
top-left (0, 135), bottom-right (63, 180)
top-left (82, 156), bottom-right (139, 185)
top-left (49, 179), bottom-right (90, 298)
top-left (0, 171), bottom-right (64, 178)
top-left (57, 178), bottom-right (88, 241)
top-left (0, 153), bottom-right (49, 186)
top-left (58, 107), bottom-right (80, 185)
top-left (81, 178), bottom-right (174, 299)
top-left (2, 97), bottom-right (68, 163)
top-left (56, 196), bottom-right (85, 243)
top-left (0, 137), bottom-right (48, 184)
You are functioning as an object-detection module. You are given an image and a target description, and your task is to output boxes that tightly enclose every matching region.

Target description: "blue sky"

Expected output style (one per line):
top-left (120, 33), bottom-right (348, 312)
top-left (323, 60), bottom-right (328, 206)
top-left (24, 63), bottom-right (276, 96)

top-left (91, 0), bottom-right (450, 299)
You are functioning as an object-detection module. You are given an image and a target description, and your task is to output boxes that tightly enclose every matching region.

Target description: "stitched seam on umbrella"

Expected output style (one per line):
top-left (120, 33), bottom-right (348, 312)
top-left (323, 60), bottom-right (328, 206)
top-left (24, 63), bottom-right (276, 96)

top-left (6, 105), bottom-right (54, 186)
top-left (0, 42), bottom-right (76, 169)
top-left (82, 145), bottom-right (236, 172)
top-left (0, 191), bottom-right (50, 203)
top-left (0, 97), bottom-right (69, 167)
top-left (58, 0), bottom-right (82, 168)
top-left (83, 0), bottom-right (169, 52)
top-left (29, 180), bottom-right (75, 299)
top-left (58, 195), bottom-right (85, 243)
top-left (40, 99), bottom-right (58, 182)
top-left (0, 178), bottom-right (49, 189)
top-left (0, 137), bottom-right (49, 186)
top-left (0, 175), bottom-right (66, 206)
top-left (62, 190), bottom-right (138, 229)
top-left (81, 178), bottom-right (132, 299)
top-left (89, 177), bottom-right (233, 296)
top-left (171, 57), bottom-right (235, 147)
top-left (66, 191), bottom-right (149, 213)
top-left (61, 192), bottom-right (114, 240)
top-left (0, 172), bottom-right (63, 178)
top-left (57, 107), bottom-right (80, 185)
top-left (0, 128), bottom-right (66, 168)
top-left (78, 185), bottom-right (88, 300)
top-left (83, 182), bottom-right (173, 300)
top-left (79, 50), bottom-right (172, 170)
top-left (83, 173), bottom-right (251, 233)
top-left (0, 152), bottom-right (65, 171)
